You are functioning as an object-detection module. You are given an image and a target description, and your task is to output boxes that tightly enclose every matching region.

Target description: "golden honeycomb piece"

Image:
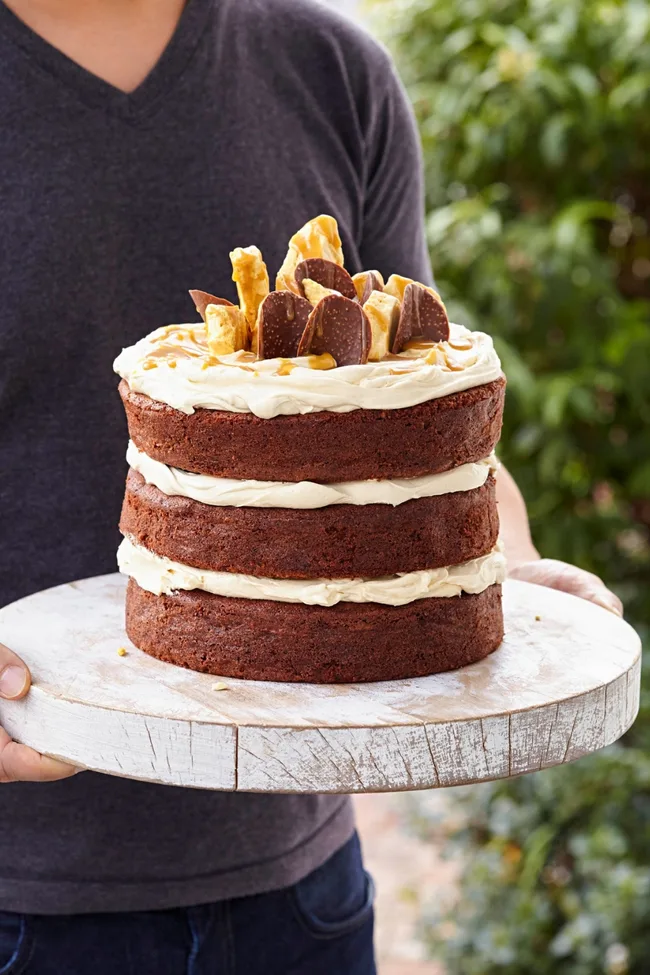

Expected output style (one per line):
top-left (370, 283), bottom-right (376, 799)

top-left (230, 246), bottom-right (270, 347)
top-left (276, 215), bottom-right (345, 293)
top-left (301, 279), bottom-right (339, 305)
top-left (384, 274), bottom-right (446, 310)
top-left (205, 303), bottom-right (248, 356)
top-left (363, 291), bottom-right (400, 361)
top-left (352, 270), bottom-right (385, 302)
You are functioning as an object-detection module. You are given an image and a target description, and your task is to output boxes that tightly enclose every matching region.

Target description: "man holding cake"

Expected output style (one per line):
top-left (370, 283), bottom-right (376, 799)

top-left (0, 0), bottom-right (622, 972)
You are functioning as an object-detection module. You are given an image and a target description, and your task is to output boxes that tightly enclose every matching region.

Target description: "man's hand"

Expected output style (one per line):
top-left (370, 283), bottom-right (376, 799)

top-left (496, 466), bottom-right (624, 617)
top-left (0, 643), bottom-right (77, 783)
top-left (508, 559), bottom-right (624, 617)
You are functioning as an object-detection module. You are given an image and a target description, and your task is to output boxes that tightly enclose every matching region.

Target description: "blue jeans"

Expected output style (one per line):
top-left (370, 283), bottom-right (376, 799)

top-left (0, 834), bottom-right (375, 975)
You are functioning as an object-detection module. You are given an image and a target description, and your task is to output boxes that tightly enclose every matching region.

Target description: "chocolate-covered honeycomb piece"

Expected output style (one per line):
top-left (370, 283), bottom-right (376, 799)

top-left (276, 215), bottom-right (345, 293)
top-left (391, 283), bottom-right (450, 353)
top-left (297, 294), bottom-right (371, 366)
top-left (363, 291), bottom-right (400, 361)
top-left (205, 304), bottom-right (248, 356)
top-left (189, 290), bottom-right (233, 322)
top-left (353, 270), bottom-right (384, 304)
top-left (257, 291), bottom-right (313, 359)
top-left (295, 258), bottom-right (357, 300)
top-left (230, 246), bottom-right (269, 348)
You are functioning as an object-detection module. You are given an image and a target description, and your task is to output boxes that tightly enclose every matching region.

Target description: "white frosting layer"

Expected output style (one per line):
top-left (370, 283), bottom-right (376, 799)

top-left (127, 442), bottom-right (497, 509)
top-left (114, 322), bottom-right (502, 418)
top-left (118, 537), bottom-right (506, 607)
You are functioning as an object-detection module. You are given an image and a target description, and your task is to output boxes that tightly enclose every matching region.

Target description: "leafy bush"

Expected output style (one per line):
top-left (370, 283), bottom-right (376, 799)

top-left (369, 0), bottom-right (650, 970)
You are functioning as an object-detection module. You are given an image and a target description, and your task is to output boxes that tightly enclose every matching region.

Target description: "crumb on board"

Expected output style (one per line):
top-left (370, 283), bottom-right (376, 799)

top-left (212, 682), bottom-right (229, 692)
top-left (535, 615), bottom-right (541, 622)
top-left (117, 647), bottom-right (128, 657)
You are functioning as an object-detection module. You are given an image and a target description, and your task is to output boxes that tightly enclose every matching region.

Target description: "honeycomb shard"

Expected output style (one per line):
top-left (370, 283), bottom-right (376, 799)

top-left (363, 290), bottom-right (400, 361)
top-left (276, 215), bottom-right (345, 293)
top-left (230, 245), bottom-right (270, 347)
top-left (354, 270), bottom-right (384, 304)
top-left (205, 303), bottom-right (248, 356)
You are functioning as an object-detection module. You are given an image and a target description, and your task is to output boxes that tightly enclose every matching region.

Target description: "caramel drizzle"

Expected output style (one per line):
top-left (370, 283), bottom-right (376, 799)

top-left (143, 324), bottom-right (337, 375)
top-left (277, 359), bottom-right (296, 376)
top-left (142, 324), bottom-right (471, 375)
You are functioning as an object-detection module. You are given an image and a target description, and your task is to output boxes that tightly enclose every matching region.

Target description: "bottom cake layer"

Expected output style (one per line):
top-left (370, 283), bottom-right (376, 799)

top-left (125, 579), bottom-right (504, 683)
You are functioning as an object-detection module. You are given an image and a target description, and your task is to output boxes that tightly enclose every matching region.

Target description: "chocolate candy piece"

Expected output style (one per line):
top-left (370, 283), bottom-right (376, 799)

top-left (295, 259), bottom-right (357, 301)
top-left (257, 291), bottom-right (313, 359)
top-left (392, 283), bottom-right (450, 353)
top-left (359, 271), bottom-right (385, 305)
top-left (189, 290), bottom-right (233, 321)
top-left (298, 294), bottom-right (371, 366)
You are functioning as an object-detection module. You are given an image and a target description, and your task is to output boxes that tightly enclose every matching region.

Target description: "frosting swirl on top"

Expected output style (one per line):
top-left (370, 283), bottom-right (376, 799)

top-left (114, 322), bottom-right (502, 418)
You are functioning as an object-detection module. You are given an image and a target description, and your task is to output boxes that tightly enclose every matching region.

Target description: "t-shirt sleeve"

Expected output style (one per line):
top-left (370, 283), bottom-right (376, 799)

top-left (358, 55), bottom-right (433, 287)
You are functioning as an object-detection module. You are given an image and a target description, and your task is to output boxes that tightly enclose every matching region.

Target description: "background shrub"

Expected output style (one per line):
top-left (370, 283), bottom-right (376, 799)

top-left (370, 0), bottom-right (650, 970)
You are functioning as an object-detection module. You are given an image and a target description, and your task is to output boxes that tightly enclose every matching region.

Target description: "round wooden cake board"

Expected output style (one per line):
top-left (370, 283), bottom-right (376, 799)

top-left (0, 575), bottom-right (641, 794)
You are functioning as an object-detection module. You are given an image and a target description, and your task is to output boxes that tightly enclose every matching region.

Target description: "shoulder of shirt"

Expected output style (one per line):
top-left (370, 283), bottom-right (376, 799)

top-left (227, 0), bottom-right (395, 88)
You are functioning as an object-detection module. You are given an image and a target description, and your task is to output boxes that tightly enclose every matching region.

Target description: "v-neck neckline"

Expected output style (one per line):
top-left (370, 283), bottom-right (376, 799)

top-left (0, 0), bottom-right (214, 120)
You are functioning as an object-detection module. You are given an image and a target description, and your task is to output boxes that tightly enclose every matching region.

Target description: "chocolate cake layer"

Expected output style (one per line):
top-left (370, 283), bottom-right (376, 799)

top-left (119, 377), bottom-right (505, 483)
top-left (125, 579), bottom-right (504, 683)
top-left (121, 470), bottom-right (499, 578)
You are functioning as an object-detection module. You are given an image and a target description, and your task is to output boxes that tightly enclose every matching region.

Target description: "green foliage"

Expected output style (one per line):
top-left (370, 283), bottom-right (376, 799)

top-left (411, 750), bottom-right (650, 973)
top-left (369, 0), bottom-right (650, 970)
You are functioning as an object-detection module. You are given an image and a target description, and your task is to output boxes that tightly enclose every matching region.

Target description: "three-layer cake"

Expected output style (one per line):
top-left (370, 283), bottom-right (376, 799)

top-left (115, 216), bottom-right (506, 683)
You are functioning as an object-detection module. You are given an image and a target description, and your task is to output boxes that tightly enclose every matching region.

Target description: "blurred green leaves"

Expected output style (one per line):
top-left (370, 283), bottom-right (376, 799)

top-left (369, 0), bottom-right (650, 970)
top-left (371, 0), bottom-right (650, 620)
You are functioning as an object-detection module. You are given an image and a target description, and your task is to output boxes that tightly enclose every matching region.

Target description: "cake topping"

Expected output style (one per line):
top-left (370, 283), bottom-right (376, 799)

top-left (186, 216), bottom-right (452, 365)
top-left (205, 304), bottom-right (248, 356)
top-left (301, 279), bottom-right (339, 305)
top-left (392, 283), bottom-right (450, 353)
top-left (383, 274), bottom-right (417, 303)
top-left (230, 245), bottom-right (270, 348)
top-left (354, 270), bottom-right (385, 304)
top-left (363, 291), bottom-right (401, 361)
top-left (276, 215), bottom-right (345, 293)
top-left (298, 294), bottom-right (371, 366)
top-left (115, 213), bottom-right (503, 415)
top-left (294, 258), bottom-right (357, 300)
top-left (257, 290), bottom-right (313, 360)
top-left (189, 290), bottom-right (233, 321)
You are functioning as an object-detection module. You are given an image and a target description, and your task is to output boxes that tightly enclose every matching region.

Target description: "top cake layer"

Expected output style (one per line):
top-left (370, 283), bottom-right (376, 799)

top-left (114, 214), bottom-right (504, 483)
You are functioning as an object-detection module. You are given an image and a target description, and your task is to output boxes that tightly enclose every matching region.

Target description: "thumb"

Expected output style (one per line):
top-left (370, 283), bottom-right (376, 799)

top-left (0, 643), bottom-right (31, 700)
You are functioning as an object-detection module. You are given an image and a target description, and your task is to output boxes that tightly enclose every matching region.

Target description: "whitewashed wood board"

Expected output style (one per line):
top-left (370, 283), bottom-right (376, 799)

top-left (0, 574), bottom-right (641, 793)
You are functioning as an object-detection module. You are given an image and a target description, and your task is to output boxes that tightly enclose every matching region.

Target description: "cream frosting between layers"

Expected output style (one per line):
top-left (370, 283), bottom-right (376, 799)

top-left (117, 536), bottom-right (507, 607)
top-left (127, 441), bottom-right (498, 509)
top-left (113, 322), bottom-right (502, 418)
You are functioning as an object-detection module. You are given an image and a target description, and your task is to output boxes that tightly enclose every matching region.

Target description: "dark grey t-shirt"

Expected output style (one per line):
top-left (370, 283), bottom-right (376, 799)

top-left (0, 0), bottom-right (431, 913)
